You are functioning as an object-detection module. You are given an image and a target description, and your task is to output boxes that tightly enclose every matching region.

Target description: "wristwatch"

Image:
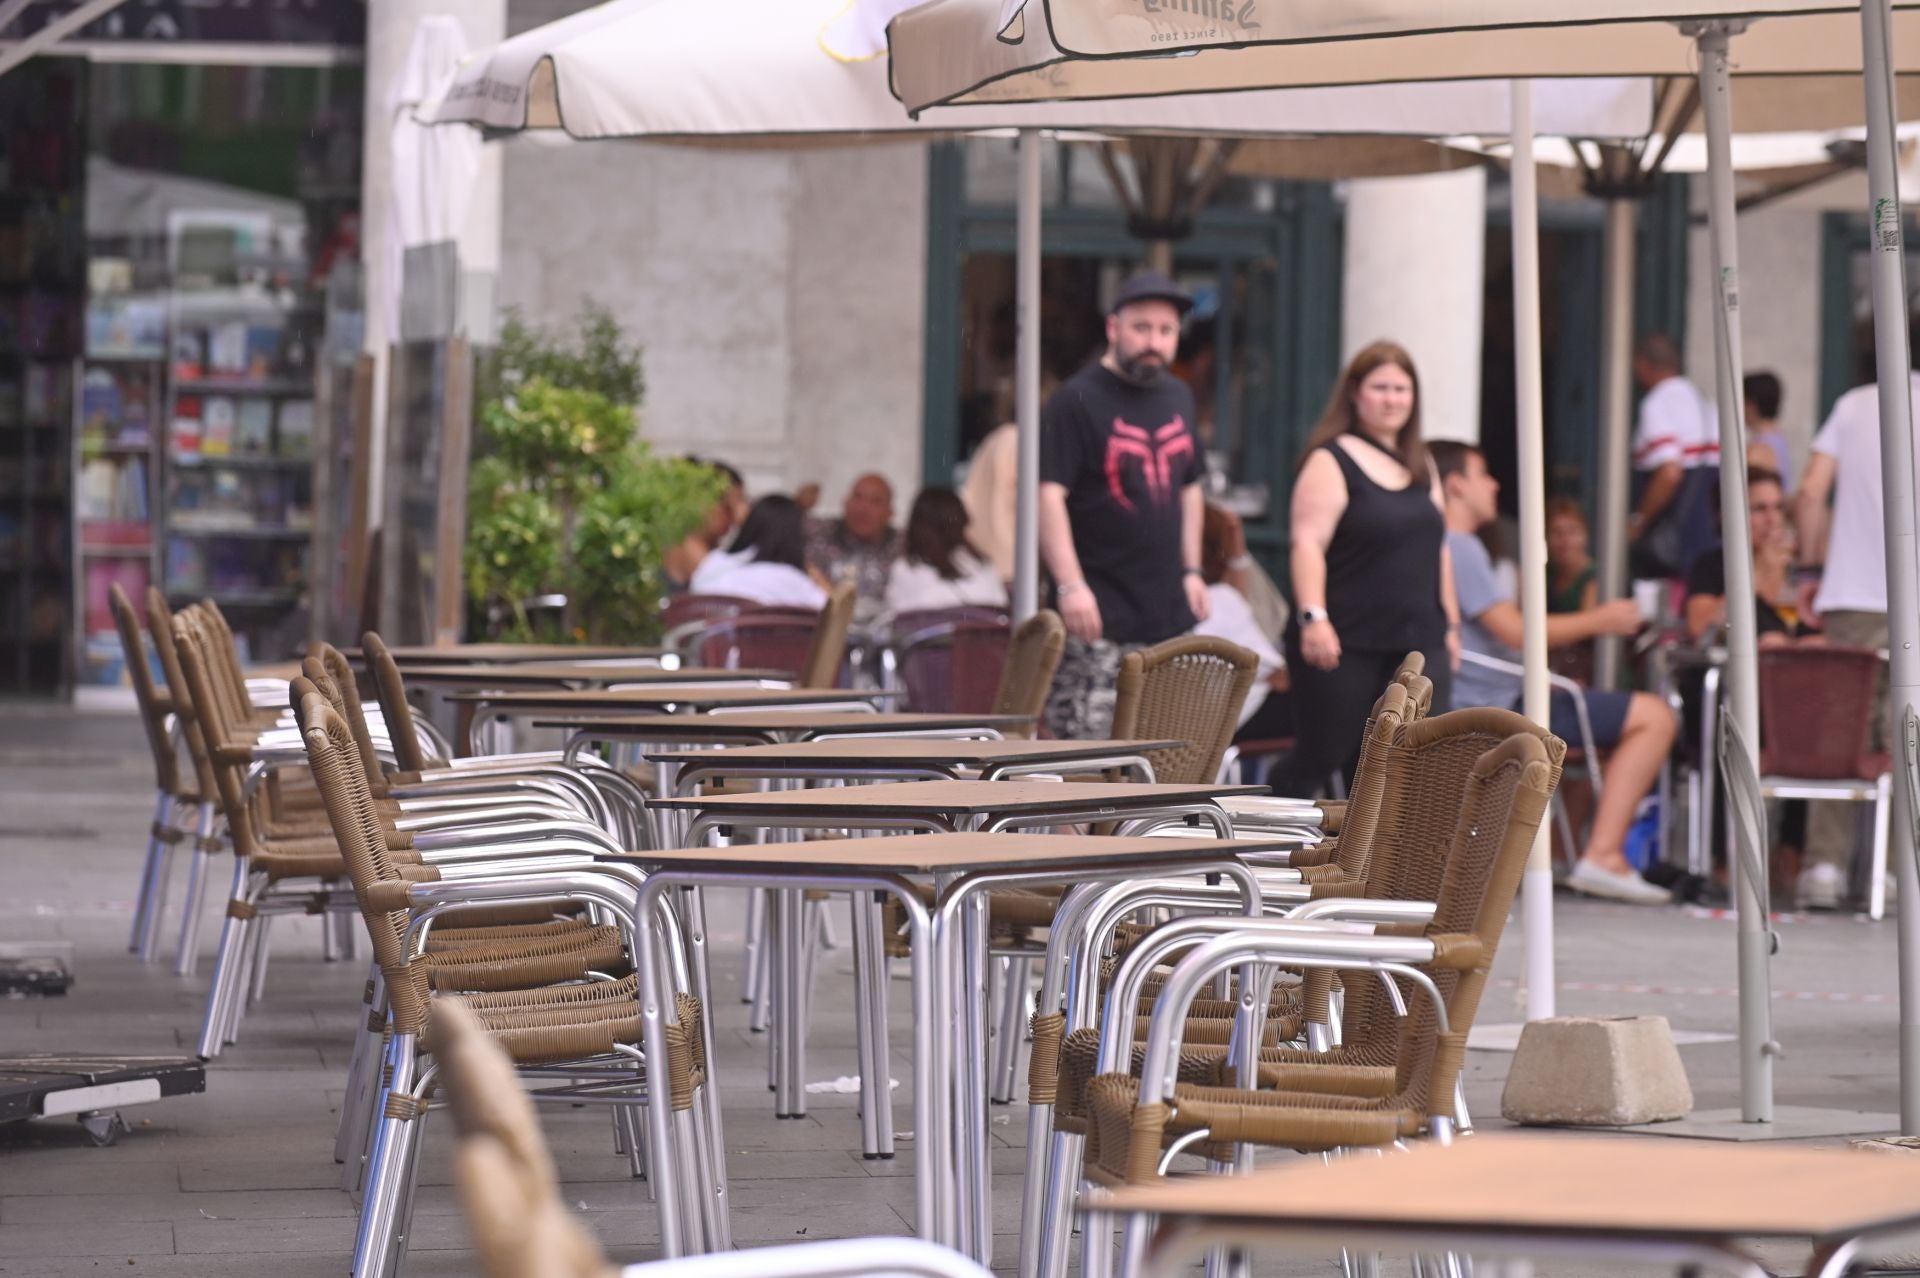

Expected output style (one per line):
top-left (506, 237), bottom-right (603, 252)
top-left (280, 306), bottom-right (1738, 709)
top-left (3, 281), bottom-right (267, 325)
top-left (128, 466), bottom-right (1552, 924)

top-left (1299, 606), bottom-right (1329, 626)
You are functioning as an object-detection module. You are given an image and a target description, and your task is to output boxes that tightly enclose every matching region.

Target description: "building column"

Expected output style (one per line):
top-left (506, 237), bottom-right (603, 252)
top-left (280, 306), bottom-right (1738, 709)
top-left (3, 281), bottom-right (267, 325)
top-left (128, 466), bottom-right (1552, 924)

top-left (359, 0), bottom-right (504, 518)
top-left (1341, 167), bottom-right (1487, 443)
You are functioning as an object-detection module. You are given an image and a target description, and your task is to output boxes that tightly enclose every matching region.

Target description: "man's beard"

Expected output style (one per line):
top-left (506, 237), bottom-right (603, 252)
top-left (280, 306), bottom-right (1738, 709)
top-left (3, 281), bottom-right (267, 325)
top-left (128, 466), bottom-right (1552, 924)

top-left (1116, 352), bottom-right (1166, 385)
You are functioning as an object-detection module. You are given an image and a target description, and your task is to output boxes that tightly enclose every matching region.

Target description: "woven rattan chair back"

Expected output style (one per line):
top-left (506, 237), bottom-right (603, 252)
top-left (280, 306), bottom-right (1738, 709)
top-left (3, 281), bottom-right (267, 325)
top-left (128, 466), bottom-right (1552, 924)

top-left (991, 610), bottom-right (1065, 737)
top-left (898, 619), bottom-right (1012, 714)
top-left (802, 581), bottom-right (858, 688)
top-left (298, 694), bottom-right (423, 1027)
top-left (1109, 635), bottom-right (1260, 784)
top-left (147, 591), bottom-right (220, 802)
top-left (171, 611), bottom-right (263, 858)
top-left (1379, 730), bottom-right (1555, 1118)
top-left (1330, 706), bottom-right (1564, 1083)
top-left (432, 997), bottom-right (618, 1278)
top-left (111, 584), bottom-right (182, 795)
top-left (305, 649), bottom-right (388, 797)
top-left (1758, 644), bottom-right (1886, 780)
top-left (362, 631), bottom-right (434, 773)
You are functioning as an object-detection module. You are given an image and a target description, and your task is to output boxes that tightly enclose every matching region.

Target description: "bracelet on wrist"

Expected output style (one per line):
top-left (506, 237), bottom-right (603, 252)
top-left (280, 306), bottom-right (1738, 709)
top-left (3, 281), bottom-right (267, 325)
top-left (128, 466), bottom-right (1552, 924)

top-left (1058, 581), bottom-right (1089, 596)
top-left (1227, 554), bottom-right (1255, 569)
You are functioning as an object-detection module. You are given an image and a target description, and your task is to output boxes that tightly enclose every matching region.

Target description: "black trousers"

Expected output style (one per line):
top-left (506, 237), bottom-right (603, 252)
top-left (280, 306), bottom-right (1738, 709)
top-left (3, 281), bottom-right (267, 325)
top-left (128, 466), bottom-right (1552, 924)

top-left (1268, 641), bottom-right (1450, 798)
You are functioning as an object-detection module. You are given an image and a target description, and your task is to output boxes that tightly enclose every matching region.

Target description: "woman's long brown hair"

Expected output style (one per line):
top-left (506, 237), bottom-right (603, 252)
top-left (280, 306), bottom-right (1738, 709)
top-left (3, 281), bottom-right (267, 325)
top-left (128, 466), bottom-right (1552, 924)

top-left (1298, 340), bottom-right (1426, 475)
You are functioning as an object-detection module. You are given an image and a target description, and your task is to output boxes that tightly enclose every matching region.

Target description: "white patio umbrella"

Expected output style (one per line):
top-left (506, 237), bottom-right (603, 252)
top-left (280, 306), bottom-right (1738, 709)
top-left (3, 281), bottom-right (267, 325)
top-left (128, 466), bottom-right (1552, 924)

top-left (417, 1), bottom-right (1652, 1258)
top-left (419, 0), bottom-right (1647, 630)
top-left (890, 0), bottom-right (1920, 1151)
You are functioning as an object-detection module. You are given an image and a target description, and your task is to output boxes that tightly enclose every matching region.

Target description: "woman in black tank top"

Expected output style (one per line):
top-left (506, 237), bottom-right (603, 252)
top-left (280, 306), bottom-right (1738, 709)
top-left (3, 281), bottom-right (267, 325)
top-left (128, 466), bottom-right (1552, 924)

top-left (1270, 342), bottom-right (1459, 797)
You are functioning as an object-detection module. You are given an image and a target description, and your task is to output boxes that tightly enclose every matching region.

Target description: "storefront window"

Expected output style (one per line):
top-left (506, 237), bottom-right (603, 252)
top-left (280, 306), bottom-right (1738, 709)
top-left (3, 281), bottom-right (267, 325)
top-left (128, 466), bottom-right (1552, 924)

top-left (74, 61), bottom-right (361, 681)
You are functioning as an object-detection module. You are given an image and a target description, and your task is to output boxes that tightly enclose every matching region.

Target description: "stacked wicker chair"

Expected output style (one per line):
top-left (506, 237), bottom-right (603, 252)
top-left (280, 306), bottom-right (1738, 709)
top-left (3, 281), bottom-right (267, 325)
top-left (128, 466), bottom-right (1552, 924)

top-left (108, 583), bottom-right (208, 964)
top-left (1042, 713), bottom-right (1559, 1275)
top-left (433, 994), bottom-right (992, 1278)
top-left (295, 691), bottom-right (717, 1278)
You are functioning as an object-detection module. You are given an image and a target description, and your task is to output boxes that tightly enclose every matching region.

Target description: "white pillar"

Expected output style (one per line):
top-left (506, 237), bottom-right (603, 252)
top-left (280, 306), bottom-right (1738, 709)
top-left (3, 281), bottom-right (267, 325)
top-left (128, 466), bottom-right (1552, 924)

top-left (1342, 167), bottom-right (1487, 442)
top-left (359, 0), bottom-right (505, 521)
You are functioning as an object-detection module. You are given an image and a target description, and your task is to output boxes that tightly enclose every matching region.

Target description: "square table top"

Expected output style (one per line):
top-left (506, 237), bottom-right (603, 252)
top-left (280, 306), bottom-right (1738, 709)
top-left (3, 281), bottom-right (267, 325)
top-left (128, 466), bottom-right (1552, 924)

top-left (600, 831), bottom-right (1290, 876)
top-left (642, 738), bottom-right (1184, 768)
top-left (649, 778), bottom-right (1263, 817)
top-left (531, 710), bottom-right (1035, 741)
top-left (1096, 1135), bottom-right (1920, 1243)
top-left (446, 686), bottom-right (890, 710)
top-left (353, 643), bottom-right (665, 665)
top-left (398, 663), bottom-right (787, 686)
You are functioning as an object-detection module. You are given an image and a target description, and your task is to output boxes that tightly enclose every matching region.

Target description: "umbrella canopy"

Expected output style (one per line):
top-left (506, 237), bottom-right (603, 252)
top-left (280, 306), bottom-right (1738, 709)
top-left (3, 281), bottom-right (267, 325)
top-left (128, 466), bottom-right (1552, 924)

top-left (418, 0), bottom-right (1651, 141)
top-left (889, 0), bottom-right (1920, 116)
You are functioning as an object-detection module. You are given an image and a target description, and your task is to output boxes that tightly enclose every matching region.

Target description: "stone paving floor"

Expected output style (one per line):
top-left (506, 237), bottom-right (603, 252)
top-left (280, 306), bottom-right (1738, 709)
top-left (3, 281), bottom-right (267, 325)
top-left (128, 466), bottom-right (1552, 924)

top-left (0, 701), bottom-right (1910, 1276)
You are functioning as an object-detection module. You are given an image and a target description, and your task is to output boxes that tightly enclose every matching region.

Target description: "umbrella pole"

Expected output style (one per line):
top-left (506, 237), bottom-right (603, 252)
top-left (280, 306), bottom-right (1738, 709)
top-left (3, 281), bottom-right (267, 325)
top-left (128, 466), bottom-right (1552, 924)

top-left (1510, 78), bottom-right (1556, 1021)
top-left (1013, 129), bottom-right (1042, 622)
top-left (1593, 198), bottom-right (1636, 689)
top-left (1859, 0), bottom-right (1920, 1137)
top-left (1695, 21), bottom-right (1775, 1124)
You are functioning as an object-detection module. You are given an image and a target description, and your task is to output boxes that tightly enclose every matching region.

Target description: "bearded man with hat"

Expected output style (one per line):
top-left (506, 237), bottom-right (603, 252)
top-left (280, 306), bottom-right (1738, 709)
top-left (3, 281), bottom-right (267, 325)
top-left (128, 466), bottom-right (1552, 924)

top-left (1039, 269), bottom-right (1211, 738)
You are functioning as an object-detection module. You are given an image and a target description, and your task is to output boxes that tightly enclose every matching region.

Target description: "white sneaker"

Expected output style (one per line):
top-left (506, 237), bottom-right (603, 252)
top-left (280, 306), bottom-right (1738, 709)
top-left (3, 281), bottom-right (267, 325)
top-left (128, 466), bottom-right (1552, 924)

top-left (1796, 862), bottom-right (1845, 911)
top-left (1567, 859), bottom-right (1672, 905)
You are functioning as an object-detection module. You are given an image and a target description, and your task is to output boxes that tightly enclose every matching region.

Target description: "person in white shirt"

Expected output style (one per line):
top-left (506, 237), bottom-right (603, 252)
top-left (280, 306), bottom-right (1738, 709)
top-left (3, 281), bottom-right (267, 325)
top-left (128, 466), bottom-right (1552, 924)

top-left (688, 494), bottom-right (829, 610)
top-left (885, 487), bottom-right (1009, 615)
top-left (1629, 333), bottom-right (1721, 579)
top-left (1193, 505), bottom-right (1291, 737)
top-left (1790, 368), bottom-right (1920, 908)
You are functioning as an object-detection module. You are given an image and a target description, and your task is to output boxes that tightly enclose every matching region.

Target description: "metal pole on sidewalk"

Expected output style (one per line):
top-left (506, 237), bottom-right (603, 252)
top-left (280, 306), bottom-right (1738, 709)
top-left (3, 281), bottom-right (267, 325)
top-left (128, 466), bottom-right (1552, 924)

top-left (1013, 129), bottom-right (1043, 623)
top-left (1510, 79), bottom-right (1556, 1021)
top-left (1695, 20), bottom-right (1775, 1124)
top-left (1593, 198), bottom-right (1637, 689)
top-left (1859, 0), bottom-right (1920, 1137)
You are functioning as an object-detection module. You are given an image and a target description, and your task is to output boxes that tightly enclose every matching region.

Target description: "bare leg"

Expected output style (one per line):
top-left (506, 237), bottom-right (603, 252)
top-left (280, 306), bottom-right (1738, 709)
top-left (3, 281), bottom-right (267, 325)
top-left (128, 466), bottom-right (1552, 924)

top-left (1579, 692), bottom-right (1676, 875)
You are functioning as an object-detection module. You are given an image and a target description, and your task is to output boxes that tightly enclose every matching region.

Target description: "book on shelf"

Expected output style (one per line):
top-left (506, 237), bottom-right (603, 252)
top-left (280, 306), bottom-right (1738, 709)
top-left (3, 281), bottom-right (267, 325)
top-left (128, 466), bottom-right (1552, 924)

top-left (170, 396), bottom-right (202, 462)
top-left (200, 397), bottom-right (235, 458)
top-left (276, 399), bottom-right (313, 459)
top-left (235, 399), bottom-right (272, 457)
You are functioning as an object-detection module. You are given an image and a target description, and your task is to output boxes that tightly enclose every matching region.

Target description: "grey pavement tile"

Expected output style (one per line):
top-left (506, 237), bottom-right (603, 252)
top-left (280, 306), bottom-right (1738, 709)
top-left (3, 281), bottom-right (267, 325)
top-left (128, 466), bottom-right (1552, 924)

top-left (2, 1257), bottom-right (347, 1278)
top-left (2, 1189), bottom-right (357, 1225)
top-left (0, 1222), bottom-right (175, 1259)
top-left (0, 1155), bottom-right (182, 1196)
top-left (172, 1215), bottom-right (356, 1255)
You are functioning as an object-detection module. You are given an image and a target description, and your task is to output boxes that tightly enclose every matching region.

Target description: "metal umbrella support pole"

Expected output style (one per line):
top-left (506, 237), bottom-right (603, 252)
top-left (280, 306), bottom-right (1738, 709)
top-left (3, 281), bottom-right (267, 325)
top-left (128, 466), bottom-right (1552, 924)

top-left (1013, 129), bottom-right (1044, 623)
top-left (1858, 0), bottom-right (1920, 1137)
top-left (1692, 19), bottom-right (1776, 1124)
top-left (1593, 196), bottom-right (1637, 690)
top-left (1510, 78), bottom-right (1557, 1021)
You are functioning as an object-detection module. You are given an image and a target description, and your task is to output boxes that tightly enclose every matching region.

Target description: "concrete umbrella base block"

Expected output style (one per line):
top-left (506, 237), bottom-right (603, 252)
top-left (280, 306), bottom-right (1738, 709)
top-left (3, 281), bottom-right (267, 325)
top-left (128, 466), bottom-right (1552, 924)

top-left (1499, 1015), bottom-right (1693, 1127)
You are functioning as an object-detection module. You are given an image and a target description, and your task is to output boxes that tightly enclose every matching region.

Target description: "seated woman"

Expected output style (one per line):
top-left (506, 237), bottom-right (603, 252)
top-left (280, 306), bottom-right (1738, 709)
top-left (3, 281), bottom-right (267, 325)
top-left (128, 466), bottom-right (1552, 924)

top-left (1684, 466), bottom-right (1805, 645)
top-left (663, 460), bottom-right (748, 594)
top-left (1193, 505), bottom-right (1291, 742)
top-left (689, 493), bottom-right (828, 609)
top-left (1681, 464), bottom-right (1813, 900)
top-left (1547, 497), bottom-right (1598, 613)
top-left (884, 487), bottom-right (1009, 615)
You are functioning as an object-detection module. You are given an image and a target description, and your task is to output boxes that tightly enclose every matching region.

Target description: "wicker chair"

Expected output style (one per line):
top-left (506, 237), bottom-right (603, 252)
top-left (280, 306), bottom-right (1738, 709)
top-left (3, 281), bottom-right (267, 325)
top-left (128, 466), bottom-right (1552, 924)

top-left (168, 608), bottom-right (374, 1057)
top-left (434, 997), bottom-right (994, 1278)
top-left (1080, 726), bottom-right (1557, 1196)
top-left (109, 584), bottom-right (203, 963)
top-left (896, 618), bottom-right (1012, 713)
top-left (803, 581), bottom-right (858, 688)
top-left (295, 694), bottom-right (711, 1278)
top-left (694, 611), bottom-right (817, 679)
top-left (1108, 635), bottom-right (1260, 784)
top-left (991, 609), bottom-right (1066, 737)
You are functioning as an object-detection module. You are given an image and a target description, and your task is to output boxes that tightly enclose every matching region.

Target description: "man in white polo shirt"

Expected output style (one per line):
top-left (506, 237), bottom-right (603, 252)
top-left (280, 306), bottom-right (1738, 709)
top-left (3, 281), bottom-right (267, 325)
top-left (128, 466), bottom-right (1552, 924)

top-left (1629, 333), bottom-right (1721, 579)
top-left (1792, 367), bottom-right (1920, 908)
